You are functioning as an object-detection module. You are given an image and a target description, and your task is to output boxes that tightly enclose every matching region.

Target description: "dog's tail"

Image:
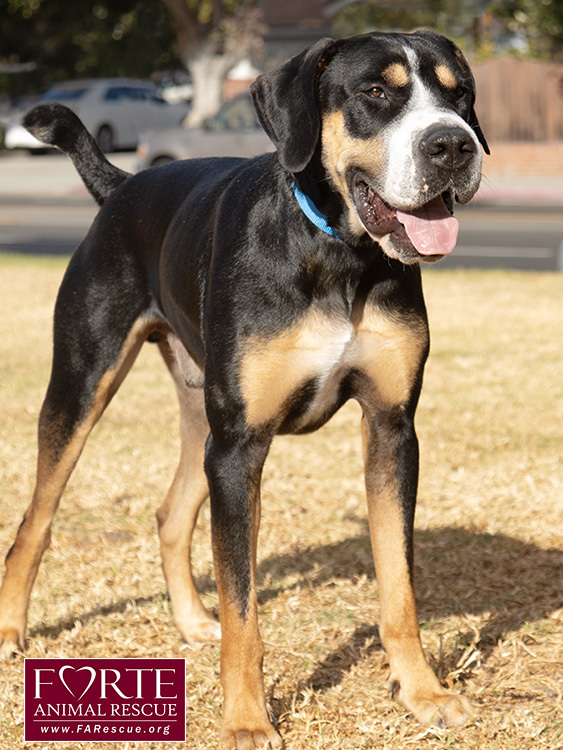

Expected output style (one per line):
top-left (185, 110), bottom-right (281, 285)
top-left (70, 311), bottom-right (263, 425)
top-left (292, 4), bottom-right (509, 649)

top-left (23, 102), bottom-right (130, 206)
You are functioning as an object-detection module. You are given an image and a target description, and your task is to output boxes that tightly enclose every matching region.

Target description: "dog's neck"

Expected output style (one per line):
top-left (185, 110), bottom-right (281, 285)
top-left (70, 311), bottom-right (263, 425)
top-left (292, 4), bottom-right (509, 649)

top-left (293, 158), bottom-right (344, 240)
top-left (291, 181), bottom-right (342, 239)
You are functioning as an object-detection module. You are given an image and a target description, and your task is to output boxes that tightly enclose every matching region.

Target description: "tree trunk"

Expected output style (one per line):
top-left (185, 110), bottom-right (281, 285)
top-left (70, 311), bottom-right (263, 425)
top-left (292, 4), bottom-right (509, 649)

top-left (161, 0), bottom-right (263, 127)
top-left (185, 43), bottom-right (232, 126)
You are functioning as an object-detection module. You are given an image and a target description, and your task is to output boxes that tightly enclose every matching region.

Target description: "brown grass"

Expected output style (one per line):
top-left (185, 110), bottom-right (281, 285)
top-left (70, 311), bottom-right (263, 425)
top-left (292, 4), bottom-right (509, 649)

top-left (0, 255), bottom-right (562, 750)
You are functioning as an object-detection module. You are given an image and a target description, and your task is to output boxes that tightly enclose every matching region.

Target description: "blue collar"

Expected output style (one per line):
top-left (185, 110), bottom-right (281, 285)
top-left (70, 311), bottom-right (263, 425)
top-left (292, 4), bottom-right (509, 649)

top-left (292, 182), bottom-right (342, 239)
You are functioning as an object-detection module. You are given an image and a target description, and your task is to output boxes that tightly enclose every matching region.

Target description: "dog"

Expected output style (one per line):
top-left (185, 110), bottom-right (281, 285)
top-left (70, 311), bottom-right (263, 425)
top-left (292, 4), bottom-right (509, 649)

top-left (0, 30), bottom-right (488, 748)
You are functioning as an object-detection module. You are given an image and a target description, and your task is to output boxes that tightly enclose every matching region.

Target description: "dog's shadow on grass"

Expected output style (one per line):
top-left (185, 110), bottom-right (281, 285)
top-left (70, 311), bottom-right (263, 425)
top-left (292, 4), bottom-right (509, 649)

top-left (257, 524), bottom-right (562, 695)
top-left (28, 576), bottom-right (218, 643)
top-left (30, 525), bottom-right (561, 699)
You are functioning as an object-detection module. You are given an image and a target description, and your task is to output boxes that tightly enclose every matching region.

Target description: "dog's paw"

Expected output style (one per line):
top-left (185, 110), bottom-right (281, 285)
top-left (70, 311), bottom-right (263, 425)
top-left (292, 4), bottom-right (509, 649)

top-left (194, 618), bottom-right (222, 641)
top-left (0, 626), bottom-right (23, 660)
top-left (179, 613), bottom-right (221, 645)
top-left (390, 678), bottom-right (473, 728)
top-left (220, 725), bottom-right (283, 749)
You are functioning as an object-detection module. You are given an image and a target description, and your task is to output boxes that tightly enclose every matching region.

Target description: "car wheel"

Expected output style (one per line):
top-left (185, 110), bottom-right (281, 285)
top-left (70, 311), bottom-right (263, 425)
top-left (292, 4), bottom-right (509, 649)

top-left (151, 155), bottom-right (175, 167)
top-left (96, 125), bottom-right (114, 153)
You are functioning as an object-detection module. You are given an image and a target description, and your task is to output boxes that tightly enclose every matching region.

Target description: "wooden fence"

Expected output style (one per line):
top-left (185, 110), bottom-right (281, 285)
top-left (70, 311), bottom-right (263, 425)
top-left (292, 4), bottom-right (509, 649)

top-left (471, 58), bottom-right (563, 142)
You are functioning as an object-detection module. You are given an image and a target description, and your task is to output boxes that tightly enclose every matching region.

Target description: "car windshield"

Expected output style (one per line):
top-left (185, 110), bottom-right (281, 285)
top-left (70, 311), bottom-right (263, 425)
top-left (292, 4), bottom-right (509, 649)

top-left (42, 87), bottom-right (89, 101)
top-left (104, 87), bottom-right (138, 101)
top-left (212, 96), bottom-right (258, 131)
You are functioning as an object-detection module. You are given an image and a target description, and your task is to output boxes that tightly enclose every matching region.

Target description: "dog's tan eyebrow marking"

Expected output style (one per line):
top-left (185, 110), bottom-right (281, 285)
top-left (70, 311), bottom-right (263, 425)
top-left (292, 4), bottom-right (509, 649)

top-left (435, 64), bottom-right (458, 88)
top-left (381, 63), bottom-right (410, 87)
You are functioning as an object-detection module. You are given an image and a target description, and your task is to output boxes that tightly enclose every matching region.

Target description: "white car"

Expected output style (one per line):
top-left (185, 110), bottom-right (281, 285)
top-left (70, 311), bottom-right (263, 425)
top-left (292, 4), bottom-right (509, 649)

top-left (136, 92), bottom-right (274, 169)
top-left (4, 78), bottom-right (190, 153)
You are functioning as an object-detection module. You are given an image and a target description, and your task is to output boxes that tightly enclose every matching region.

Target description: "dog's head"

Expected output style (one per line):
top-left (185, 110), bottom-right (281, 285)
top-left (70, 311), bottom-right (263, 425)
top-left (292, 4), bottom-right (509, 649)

top-left (251, 30), bottom-right (489, 264)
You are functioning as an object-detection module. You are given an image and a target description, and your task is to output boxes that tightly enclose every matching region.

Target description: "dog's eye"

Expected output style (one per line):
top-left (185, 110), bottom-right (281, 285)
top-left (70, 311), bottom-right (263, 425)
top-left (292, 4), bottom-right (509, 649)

top-left (455, 86), bottom-right (467, 99)
top-left (367, 87), bottom-right (386, 100)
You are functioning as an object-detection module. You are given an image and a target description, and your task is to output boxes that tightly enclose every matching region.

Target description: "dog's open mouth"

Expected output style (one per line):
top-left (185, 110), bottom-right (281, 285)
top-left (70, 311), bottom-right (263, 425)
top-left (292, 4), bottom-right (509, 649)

top-left (354, 180), bottom-right (459, 258)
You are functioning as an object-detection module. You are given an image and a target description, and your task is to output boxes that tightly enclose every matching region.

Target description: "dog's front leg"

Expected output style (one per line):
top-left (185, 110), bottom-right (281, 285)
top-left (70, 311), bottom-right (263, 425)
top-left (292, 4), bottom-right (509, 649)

top-left (205, 431), bottom-right (283, 750)
top-left (361, 410), bottom-right (472, 728)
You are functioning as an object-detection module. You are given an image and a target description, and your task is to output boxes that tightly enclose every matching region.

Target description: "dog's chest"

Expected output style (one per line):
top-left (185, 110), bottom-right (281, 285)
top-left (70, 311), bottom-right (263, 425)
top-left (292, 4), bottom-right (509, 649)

top-left (239, 306), bottom-right (427, 430)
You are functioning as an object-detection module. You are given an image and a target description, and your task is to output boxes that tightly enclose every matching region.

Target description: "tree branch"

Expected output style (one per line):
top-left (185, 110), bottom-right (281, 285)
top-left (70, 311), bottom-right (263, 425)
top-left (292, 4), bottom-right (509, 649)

top-left (161, 0), bottom-right (202, 49)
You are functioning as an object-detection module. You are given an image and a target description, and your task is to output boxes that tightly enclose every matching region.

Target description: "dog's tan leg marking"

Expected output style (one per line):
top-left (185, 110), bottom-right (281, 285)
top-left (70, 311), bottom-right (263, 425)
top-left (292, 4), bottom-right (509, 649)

top-left (156, 342), bottom-right (219, 642)
top-left (361, 417), bottom-right (472, 727)
top-left (0, 320), bottom-right (148, 659)
top-left (219, 599), bottom-right (282, 749)
top-left (213, 488), bottom-right (283, 750)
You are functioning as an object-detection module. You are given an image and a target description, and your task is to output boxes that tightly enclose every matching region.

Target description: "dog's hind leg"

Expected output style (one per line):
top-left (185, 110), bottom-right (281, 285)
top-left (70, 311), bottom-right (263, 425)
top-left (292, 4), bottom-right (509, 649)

top-left (0, 249), bottom-right (150, 658)
top-left (155, 338), bottom-right (220, 643)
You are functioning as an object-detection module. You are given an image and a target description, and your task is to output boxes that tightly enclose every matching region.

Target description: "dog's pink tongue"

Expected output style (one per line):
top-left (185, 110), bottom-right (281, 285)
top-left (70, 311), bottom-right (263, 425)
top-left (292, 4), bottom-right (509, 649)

top-left (396, 196), bottom-right (458, 256)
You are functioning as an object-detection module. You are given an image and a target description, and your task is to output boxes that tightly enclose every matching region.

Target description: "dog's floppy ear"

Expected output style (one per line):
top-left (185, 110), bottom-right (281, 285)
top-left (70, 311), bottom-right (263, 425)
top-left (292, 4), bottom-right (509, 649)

top-left (443, 34), bottom-right (490, 156)
top-left (469, 106), bottom-right (490, 155)
top-left (251, 37), bottom-right (337, 173)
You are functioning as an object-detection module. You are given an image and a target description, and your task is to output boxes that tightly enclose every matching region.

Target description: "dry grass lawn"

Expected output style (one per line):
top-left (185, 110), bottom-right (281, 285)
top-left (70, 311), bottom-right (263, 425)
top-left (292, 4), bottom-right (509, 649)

top-left (0, 253), bottom-right (561, 749)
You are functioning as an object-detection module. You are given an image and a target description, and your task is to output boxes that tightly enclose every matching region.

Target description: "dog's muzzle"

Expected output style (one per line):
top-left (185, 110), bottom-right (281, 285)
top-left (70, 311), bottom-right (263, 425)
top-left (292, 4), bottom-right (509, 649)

top-left (418, 124), bottom-right (478, 173)
top-left (351, 117), bottom-right (482, 263)
top-left (353, 180), bottom-right (459, 259)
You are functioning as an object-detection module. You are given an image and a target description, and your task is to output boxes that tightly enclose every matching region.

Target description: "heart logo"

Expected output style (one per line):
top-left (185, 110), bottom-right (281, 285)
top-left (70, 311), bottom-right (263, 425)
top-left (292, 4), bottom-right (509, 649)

top-left (59, 666), bottom-right (96, 701)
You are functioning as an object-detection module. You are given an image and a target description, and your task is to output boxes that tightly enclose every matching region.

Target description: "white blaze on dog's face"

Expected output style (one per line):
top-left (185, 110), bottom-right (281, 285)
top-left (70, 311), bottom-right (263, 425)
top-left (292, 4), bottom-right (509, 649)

top-left (319, 31), bottom-right (487, 264)
top-left (380, 47), bottom-right (482, 209)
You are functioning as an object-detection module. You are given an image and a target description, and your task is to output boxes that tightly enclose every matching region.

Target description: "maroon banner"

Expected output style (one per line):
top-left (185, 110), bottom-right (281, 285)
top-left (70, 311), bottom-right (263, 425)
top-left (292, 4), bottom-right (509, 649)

top-left (24, 658), bottom-right (186, 742)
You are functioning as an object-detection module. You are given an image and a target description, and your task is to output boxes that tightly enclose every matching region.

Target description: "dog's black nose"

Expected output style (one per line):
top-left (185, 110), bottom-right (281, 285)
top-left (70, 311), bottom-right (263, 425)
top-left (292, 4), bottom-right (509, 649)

top-left (419, 126), bottom-right (476, 170)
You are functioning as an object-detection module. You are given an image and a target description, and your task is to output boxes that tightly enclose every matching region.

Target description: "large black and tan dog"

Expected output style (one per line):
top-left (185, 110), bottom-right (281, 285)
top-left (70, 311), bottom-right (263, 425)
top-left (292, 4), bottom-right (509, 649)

top-left (0, 30), bottom-right (488, 748)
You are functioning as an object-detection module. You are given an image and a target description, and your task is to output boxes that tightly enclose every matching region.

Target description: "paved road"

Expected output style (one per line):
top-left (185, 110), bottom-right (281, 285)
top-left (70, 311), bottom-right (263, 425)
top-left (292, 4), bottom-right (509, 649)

top-left (0, 197), bottom-right (561, 270)
top-left (443, 204), bottom-right (563, 271)
top-left (0, 200), bottom-right (97, 255)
